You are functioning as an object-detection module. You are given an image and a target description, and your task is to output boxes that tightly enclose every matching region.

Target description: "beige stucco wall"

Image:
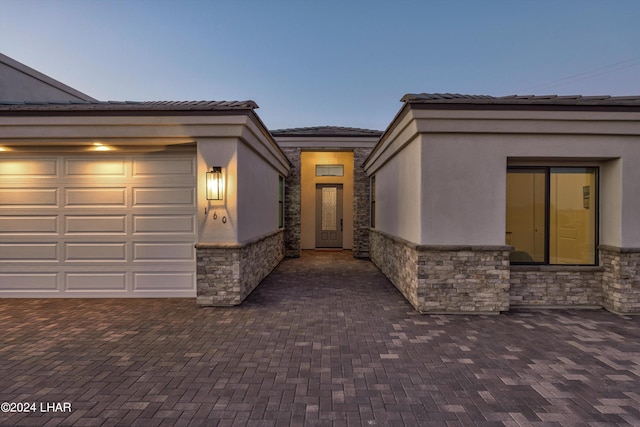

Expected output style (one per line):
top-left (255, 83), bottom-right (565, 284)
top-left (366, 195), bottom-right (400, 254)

top-left (373, 139), bottom-right (422, 243)
top-left (198, 138), bottom-right (286, 243)
top-left (422, 133), bottom-right (634, 247)
top-left (197, 138), bottom-right (239, 243)
top-left (366, 108), bottom-right (640, 248)
top-left (197, 121), bottom-right (289, 245)
top-left (421, 134), bottom-right (505, 245)
top-left (300, 151), bottom-right (354, 249)
top-left (620, 157), bottom-right (640, 247)
top-left (237, 141), bottom-right (283, 242)
top-left (599, 158), bottom-right (622, 247)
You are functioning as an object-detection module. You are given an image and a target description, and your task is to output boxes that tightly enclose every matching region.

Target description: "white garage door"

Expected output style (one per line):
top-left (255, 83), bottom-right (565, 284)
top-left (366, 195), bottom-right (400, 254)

top-left (0, 152), bottom-right (197, 297)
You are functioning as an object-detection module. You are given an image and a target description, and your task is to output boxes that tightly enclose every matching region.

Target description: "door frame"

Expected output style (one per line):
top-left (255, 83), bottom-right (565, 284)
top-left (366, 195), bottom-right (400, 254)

top-left (315, 183), bottom-right (344, 248)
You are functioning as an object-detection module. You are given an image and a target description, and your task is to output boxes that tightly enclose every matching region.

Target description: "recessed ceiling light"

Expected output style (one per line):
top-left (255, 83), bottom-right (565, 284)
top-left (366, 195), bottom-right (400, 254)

top-left (92, 143), bottom-right (112, 151)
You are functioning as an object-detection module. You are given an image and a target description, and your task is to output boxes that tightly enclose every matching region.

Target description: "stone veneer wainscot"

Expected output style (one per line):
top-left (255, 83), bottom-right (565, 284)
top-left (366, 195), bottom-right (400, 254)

top-left (510, 266), bottom-right (604, 308)
top-left (369, 229), bottom-right (511, 314)
top-left (600, 245), bottom-right (640, 314)
top-left (196, 230), bottom-right (284, 306)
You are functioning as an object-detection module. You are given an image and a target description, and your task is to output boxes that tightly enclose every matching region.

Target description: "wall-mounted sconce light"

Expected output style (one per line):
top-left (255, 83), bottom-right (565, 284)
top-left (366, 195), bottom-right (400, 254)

top-left (206, 166), bottom-right (223, 200)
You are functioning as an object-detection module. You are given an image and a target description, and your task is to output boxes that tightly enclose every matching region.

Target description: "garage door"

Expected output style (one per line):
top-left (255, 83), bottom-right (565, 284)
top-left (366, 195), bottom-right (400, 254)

top-left (0, 152), bottom-right (197, 297)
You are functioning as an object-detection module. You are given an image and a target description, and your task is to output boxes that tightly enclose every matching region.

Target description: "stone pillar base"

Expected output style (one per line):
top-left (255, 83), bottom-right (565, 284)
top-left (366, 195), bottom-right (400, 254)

top-left (370, 230), bottom-right (511, 314)
top-left (196, 230), bottom-right (284, 306)
top-left (601, 245), bottom-right (640, 314)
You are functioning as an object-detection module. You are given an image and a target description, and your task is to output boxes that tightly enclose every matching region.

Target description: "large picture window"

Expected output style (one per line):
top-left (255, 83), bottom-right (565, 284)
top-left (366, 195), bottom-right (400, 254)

top-left (506, 167), bottom-right (598, 265)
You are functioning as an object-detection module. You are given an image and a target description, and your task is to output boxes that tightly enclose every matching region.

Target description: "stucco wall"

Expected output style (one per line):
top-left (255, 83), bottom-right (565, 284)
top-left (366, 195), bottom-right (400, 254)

top-left (422, 135), bottom-right (505, 245)
top-left (621, 161), bottom-right (640, 247)
top-left (197, 120), bottom-right (289, 246)
top-left (367, 108), bottom-right (640, 249)
top-left (421, 133), bottom-right (637, 248)
top-left (372, 139), bottom-right (422, 244)
top-left (237, 141), bottom-right (282, 242)
top-left (197, 139), bottom-right (240, 243)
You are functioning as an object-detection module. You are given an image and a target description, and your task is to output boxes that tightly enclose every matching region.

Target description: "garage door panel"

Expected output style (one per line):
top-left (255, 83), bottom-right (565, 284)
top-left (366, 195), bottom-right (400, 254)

top-left (65, 187), bottom-right (127, 206)
top-left (0, 188), bottom-right (58, 207)
top-left (133, 242), bottom-right (194, 261)
top-left (133, 215), bottom-right (195, 234)
top-left (0, 273), bottom-right (58, 291)
top-left (65, 272), bottom-right (127, 291)
top-left (65, 215), bottom-right (127, 234)
top-left (65, 159), bottom-right (126, 177)
top-left (133, 158), bottom-right (194, 177)
top-left (0, 158), bottom-right (58, 177)
top-left (134, 272), bottom-right (195, 291)
top-left (0, 153), bottom-right (196, 297)
top-left (65, 243), bottom-right (127, 261)
top-left (133, 187), bottom-right (195, 206)
top-left (0, 216), bottom-right (58, 234)
top-left (0, 243), bottom-right (58, 261)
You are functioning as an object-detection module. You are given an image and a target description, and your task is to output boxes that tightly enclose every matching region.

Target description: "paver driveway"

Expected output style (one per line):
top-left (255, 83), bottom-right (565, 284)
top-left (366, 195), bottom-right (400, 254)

top-left (1, 251), bottom-right (640, 426)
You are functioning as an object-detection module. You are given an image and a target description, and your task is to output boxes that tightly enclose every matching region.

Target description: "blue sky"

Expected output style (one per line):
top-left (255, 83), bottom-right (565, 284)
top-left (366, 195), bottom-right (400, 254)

top-left (1, 0), bottom-right (639, 130)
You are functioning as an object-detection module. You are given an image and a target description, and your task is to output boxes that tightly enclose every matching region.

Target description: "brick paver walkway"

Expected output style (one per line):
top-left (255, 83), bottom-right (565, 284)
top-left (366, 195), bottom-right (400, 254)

top-left (2, 251), bottom-right (640, 426)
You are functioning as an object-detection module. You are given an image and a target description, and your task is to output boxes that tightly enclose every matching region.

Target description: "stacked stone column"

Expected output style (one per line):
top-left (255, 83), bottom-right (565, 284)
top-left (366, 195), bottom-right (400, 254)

top-left (600, 245), bottom-right (640, 314)
top-left (281, 147), bottom-right (301, 258)
top-left (196, 230), bottom-right (284, 306)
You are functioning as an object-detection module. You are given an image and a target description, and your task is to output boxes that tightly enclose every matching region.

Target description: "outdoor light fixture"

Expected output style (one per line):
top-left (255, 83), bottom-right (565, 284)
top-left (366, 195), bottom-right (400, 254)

top-left (206, 166), bottom-right (223, 200)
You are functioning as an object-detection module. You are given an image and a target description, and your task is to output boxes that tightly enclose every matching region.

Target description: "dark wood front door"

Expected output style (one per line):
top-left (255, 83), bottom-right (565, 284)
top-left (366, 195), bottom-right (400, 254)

top-left (315, 184), bottom-right (343, 248)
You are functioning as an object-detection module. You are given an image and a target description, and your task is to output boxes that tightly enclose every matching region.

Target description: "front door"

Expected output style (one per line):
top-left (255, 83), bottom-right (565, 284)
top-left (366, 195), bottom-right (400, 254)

top-left (315, 184), bottom-right (343, 248)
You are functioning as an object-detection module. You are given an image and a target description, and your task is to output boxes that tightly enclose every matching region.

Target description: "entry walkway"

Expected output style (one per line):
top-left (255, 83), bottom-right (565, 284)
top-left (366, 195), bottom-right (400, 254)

top-left (2, 251), bottom-right (640, 426)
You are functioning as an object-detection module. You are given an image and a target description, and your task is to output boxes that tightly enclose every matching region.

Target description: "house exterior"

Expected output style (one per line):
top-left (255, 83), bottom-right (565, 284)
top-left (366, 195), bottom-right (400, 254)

top-left (365, 93), bottom-right (640, 314)
top-left (0, 54), bottom-right (290, 304)
top-left (2, 55), bottom-right (640, 314)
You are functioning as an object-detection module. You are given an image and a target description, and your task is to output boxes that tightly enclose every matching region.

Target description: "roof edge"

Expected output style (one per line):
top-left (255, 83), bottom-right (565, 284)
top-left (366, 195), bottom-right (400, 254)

top-left (271, 126), bottom-right (383, 138)
top-left (401, 93), bottom-right (640, 106)
top-left (0, 100), bottom-right (260, 112)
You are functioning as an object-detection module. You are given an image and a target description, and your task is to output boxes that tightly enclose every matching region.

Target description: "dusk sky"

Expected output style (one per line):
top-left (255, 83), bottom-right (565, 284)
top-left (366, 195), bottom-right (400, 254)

top-left (1, 0), bottom-right (639, 130)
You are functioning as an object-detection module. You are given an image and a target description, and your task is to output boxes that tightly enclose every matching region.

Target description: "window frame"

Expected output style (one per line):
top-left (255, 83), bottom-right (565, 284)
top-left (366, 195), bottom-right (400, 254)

top-left (315, 164), bottom-right (344, 177)
top-left (506, 166), bottom-right (599, 266)
top-left (370, 175), bottom-right (376, 228)
top-left (278, 175), bottom-right (285, 229)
